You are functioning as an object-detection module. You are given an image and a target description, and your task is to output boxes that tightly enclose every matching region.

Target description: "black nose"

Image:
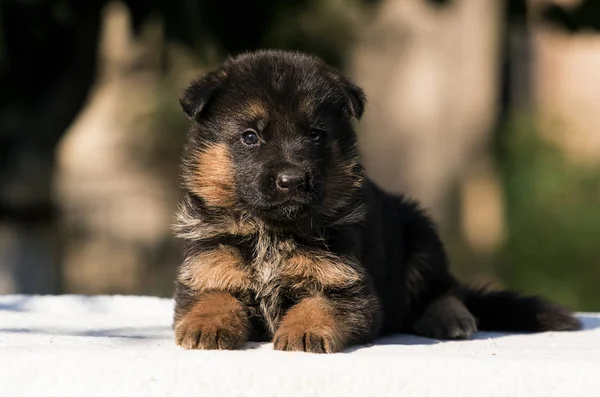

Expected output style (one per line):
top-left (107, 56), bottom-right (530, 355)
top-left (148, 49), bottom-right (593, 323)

top-left (276, 170), bottom-right (307, 194)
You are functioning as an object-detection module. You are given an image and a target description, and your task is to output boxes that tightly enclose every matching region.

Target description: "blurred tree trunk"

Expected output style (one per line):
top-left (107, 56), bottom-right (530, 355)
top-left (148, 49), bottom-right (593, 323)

top-left (530, 0), bottom-right (600, 165)
top-left (54, 2), bottom-right (196, 295)
top-left (350, 0), bottom-right (505, 260)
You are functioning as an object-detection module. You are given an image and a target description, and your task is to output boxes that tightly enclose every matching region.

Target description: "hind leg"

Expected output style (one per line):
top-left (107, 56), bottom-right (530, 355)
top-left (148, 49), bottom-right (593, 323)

top-left (413, 295), bottom-right (477, 340)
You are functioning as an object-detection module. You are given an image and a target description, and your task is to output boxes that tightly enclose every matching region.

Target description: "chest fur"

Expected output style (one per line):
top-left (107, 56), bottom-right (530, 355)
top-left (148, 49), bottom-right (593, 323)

top-left (248, 231), bottom-right (364, 333)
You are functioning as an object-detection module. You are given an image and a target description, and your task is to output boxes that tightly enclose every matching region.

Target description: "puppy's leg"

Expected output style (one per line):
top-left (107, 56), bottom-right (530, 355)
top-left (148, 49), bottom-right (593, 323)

top-left (175, 290), bottom-right (249, 350)
top-left (273, 293), bottom-right (379, 353)
top-left (174, 244), bottom-right (252, 350)
top-left (389, 198), bottom-right (476, 339)
top-left (413, 295), bottom-right (477, 340)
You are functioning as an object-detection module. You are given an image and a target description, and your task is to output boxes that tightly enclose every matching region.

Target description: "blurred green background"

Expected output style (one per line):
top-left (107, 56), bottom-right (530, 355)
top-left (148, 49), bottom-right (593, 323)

top-left (0, 0), bottom-right (598, 311)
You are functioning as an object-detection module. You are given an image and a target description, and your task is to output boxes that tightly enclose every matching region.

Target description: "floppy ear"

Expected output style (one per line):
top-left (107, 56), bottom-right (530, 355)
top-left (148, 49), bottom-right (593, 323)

top-left (328, 69), bottom-right (366, 120)
top-left (341, 79), bottom-right (366, 120)
top-left (180, 71), bottom-right (226, 122)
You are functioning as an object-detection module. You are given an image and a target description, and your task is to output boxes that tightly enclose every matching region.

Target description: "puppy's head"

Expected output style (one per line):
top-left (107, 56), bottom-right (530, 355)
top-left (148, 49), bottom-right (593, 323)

top-left (180, 50), bottom-right (365, 223)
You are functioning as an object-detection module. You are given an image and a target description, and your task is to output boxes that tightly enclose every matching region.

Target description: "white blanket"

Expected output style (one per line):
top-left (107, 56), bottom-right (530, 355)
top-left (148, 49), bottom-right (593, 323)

top-left (0, 295), bottom-right (598, 397)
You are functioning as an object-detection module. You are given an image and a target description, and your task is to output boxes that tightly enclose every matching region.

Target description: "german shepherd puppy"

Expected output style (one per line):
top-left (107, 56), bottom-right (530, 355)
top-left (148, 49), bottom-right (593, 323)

top-left (173, 50), bottom-right (580, 353)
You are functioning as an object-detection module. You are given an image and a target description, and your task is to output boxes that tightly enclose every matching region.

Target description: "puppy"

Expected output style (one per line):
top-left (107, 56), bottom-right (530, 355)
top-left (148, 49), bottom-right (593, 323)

top-left (172, 50), bottom-right (580, 353)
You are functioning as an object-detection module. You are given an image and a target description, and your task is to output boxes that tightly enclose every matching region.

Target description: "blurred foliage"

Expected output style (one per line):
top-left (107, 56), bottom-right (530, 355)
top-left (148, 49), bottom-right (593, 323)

top-left (496, 112), bottom-right (600, 311)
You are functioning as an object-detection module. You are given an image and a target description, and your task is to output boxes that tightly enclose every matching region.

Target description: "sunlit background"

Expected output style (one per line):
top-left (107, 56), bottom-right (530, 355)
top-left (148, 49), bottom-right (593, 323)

top-left (1, 0), bottom-right (599, 310)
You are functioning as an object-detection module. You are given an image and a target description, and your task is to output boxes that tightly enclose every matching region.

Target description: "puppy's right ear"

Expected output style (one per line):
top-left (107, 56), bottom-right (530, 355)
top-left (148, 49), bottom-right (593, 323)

top-left (180, 71), bottom-right (226, 122)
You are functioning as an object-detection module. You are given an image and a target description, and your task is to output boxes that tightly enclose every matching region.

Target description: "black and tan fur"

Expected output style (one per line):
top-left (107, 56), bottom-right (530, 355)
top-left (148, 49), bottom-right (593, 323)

top-left (172, 50), bottom-right (580, 353)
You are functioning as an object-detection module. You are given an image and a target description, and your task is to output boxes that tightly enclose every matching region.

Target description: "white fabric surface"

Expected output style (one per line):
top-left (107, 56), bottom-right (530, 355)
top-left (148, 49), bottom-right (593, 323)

top-left (0, 294), bottom-right (598, 397)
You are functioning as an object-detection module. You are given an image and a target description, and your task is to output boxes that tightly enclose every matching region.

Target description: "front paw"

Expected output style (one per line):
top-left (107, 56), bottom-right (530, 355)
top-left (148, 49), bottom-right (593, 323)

top-left (175, 292), bottom-right (248, 350)
top-left (274, 326), bottom-right (341, 353)
top-left (273, 296), bottom-right (346, 353)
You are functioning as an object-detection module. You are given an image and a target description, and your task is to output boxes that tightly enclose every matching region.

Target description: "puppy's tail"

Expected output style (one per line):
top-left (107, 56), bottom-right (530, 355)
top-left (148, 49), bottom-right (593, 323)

top-left (462, 286), bottom-right (582, 332)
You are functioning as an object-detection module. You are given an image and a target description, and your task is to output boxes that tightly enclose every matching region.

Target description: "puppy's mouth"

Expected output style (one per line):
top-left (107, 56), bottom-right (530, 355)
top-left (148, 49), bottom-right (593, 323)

top-left (253, 196), bottom-right (316, 221)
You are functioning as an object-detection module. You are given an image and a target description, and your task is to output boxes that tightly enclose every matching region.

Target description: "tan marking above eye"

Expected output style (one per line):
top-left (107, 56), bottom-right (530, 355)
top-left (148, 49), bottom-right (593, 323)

top-left (298, 98), bottom-right (317, 114)
top-left (243, 100), bottom-right (268, 119)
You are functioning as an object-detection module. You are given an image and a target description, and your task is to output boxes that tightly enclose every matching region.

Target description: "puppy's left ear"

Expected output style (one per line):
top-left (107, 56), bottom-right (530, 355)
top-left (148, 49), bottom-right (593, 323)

top-left (180, 70), bottom-right (226, 122)
top-left (339, 77), bottom-right (366, 120)
top-left (326, 67), bottom-right (366, 119)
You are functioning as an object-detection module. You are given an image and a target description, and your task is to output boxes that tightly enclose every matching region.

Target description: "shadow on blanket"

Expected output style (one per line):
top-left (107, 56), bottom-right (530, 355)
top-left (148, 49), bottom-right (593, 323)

top-left (344, 314), bottom-right (600, 352)
top-left (0, 296), bottom-right (33, 312)
top-left (579, 315), bottom-right (600, 331)
top-left (0, 326), bottom-right (172, 340)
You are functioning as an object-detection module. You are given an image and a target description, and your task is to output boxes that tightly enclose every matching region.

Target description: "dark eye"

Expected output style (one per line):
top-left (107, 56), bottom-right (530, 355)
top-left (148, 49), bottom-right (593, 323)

top-left (241, 129), bottom-right (259, 146)
top-left (309, 128), bottom-right (325, 143)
